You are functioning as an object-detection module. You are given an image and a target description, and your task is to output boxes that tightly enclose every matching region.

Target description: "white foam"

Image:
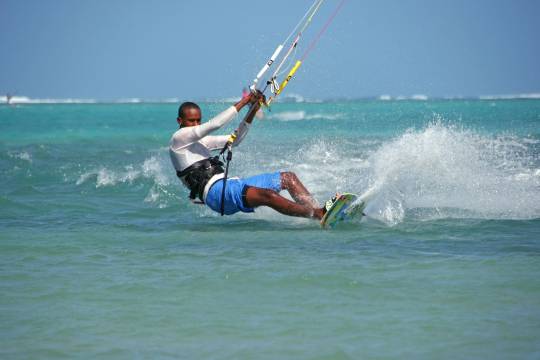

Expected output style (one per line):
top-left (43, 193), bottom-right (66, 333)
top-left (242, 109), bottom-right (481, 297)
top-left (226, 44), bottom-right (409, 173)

top-left (75, 152), bottom-right (183, 209)
top-left (268, 111), bottom-right (344, 121)
top-left (77, 156), bottom-right (172, 188)
top-left (75, 172), bottom-right (94, 186)
top-left (141, 156), bottom-right (169, 185)
top-left (271, 122), bottom-right (539, 225)
top-left (391, 95), bottom-right (429, 101)
top-left (362, 123), bottom-right (540, 223)
top-left (280, 93), bottom-right (305, 103)
top-left (0, 96), bottom-right (97, 104)
top-left (114, 98), bottom-right (142, 103)
top-left (8, 151), bottom-right (32, 162)
top-left (96, 168), bottom-right (120, 187)
top-left (479, 93), bottom-right (540, 100)
top-left (144, 186), bottom-right (161, 204)
top-left (0, 95), bottom-right (176, 104)
top-left (3, 93), bottom-right (540, 104)
top-left (269, 111), bottom-right (306, 121)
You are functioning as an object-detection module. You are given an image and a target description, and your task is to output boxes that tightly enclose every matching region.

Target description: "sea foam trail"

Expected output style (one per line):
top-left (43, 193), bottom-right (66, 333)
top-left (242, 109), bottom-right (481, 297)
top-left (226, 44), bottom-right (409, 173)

top-left (360, 124), bottom-right (539, 224)
top-left (75, 154), bottom-right (179, 208)
top-left (72, 123), bottom-right (539, 225)
top-left (286, 123), bottom-right (539, 225)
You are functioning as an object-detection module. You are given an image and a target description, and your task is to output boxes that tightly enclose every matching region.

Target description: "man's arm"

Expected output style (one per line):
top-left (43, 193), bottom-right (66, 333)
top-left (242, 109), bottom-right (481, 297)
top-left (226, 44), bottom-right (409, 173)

top-left (242, 97), bottom-right (263, 125)
top-left (201, 95), bottom-right (264, 150)
top-left (201, 120), bottom-right (250, 150)
top-left (172, 94), bottom-right (257, 148)
top-left (234, 95), bottom-right (252, 112)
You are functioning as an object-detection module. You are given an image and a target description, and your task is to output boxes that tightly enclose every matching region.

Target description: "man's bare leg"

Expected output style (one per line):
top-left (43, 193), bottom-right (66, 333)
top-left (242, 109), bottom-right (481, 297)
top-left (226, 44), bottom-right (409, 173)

top-left (280, 172), bottom-right (320, 208)
top-left (244, 187), bottom-right (324, 220)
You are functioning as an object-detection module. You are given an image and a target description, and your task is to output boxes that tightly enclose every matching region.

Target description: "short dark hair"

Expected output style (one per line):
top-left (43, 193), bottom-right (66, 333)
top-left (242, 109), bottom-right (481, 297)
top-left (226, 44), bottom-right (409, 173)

top-left (178, 102), bottom-right (200, 118)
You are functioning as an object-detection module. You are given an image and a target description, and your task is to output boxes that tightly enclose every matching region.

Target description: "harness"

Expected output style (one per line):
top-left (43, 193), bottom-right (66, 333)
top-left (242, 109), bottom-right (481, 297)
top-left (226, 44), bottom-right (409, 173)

top-left (176, 157), bottom-right (224, 202)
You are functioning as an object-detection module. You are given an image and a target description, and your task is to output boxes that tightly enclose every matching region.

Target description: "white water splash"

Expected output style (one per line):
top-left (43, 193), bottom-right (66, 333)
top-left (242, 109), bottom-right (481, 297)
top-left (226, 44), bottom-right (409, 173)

top-left (76, 154), bottom-right (177, 207)
top-left (8, 151), bottom-right (32, 163)
top-left (281, 123), bottom-right (539, 225)
top-left (366, 123), bottom-right (539, 223)
top-left (77, 156), bottom-right (172, 188)
top-left (73, 122), bottom-right (540, 223)
top-left (268, 110), bottom-right (344, 121)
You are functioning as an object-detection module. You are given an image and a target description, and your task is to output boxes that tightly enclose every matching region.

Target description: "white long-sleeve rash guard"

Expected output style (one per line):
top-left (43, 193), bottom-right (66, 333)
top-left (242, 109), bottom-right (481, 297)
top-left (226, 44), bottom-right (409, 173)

top-left (169, 106), bottom-right (250, 199)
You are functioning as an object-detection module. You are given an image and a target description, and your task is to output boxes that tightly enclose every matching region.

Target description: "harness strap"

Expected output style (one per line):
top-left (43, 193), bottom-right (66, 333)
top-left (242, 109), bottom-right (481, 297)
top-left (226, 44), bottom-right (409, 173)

top-left (176, 157), bottom-right (224, 202)
top-left (220, 148), bottom-right (233, 216)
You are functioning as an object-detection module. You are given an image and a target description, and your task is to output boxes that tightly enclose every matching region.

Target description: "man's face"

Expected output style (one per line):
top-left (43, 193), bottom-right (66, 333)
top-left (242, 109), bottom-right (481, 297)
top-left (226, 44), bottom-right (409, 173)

top-left (178, 107), bottom-right (201, 127)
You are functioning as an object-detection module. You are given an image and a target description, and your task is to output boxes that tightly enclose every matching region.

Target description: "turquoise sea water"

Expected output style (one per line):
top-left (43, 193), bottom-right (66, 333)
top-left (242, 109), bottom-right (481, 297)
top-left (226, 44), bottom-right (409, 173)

top-left (1, 100), bottom-right (539, 358)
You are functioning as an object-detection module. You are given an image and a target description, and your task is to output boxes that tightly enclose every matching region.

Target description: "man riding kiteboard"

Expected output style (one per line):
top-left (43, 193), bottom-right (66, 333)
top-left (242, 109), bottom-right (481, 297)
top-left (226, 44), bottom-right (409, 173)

top-left (169, 92), bottom-right (331, 220)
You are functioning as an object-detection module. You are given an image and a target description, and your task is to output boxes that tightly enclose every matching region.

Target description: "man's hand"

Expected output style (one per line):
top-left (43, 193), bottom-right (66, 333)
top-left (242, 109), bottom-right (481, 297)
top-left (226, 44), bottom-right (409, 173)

top-left (243, 90), bottom-right (266, 124)
top-left (235, 89), bottom-right (266, 112)
top-left (250, 90), bottom-right (266, 107)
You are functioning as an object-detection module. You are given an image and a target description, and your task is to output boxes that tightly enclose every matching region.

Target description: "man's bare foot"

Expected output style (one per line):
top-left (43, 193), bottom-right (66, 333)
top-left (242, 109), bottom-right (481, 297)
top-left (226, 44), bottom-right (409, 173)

top-left (313, 208), bottom-right (325, 220)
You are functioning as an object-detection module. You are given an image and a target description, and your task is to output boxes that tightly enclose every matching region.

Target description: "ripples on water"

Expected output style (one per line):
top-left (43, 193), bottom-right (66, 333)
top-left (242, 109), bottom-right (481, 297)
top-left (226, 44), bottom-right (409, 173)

top-left (1, 100), bottom-right (539, 358)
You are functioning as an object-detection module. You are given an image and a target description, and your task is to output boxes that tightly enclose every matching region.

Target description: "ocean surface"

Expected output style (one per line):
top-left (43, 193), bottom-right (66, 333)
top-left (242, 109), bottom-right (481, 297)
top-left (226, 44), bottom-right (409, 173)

top-left (1, 99), bottom-right (539, 359)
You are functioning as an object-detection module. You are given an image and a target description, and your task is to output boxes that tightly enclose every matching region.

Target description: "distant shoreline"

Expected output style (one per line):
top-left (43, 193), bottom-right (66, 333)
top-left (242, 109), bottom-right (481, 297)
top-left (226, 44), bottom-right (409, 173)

top-left (2, 93), bottom-right (540, 105)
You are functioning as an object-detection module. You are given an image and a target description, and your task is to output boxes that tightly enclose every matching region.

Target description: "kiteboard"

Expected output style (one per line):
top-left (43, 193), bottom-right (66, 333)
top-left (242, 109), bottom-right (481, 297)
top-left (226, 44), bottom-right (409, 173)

top-left (320, 193), bottom-right (367, 229)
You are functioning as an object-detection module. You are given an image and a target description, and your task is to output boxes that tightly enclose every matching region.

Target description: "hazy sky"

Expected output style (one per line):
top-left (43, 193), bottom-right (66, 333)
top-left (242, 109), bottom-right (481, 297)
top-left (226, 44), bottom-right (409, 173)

top-left (1, 0), bottom-right (539, 99)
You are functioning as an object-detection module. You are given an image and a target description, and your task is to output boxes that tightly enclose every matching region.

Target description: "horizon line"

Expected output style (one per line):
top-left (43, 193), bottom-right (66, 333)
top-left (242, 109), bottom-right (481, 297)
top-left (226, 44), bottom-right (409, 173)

top-left (2, 93), bottom-right (540, 104)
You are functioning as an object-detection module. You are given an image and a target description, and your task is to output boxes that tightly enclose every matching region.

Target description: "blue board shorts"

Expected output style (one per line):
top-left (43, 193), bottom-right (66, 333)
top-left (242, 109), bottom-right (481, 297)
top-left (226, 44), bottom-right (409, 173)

top-left (205, 172), bottom-right (282, 215)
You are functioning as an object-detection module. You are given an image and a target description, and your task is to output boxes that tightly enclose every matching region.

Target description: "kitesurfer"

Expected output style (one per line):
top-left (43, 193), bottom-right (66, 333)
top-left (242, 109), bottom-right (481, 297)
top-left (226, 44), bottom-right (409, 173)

top-left (169, 92), bottom-right (328, 220)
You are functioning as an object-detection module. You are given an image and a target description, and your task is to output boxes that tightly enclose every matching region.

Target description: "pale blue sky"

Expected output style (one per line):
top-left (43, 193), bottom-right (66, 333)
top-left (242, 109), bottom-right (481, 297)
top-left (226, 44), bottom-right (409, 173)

top-left (1, 0), bottom-right (539, 99)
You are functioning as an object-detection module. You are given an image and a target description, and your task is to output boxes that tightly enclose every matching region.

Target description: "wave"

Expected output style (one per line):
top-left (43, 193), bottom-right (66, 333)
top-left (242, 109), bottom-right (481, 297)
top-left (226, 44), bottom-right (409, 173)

top-left (377, 93), bottom-right (540, 101)
top-left (8, 151), bottom-right (32, 162)
top-left (284, 123), bottom-right (539, 225)
top-left (378, 94), bottom-right (429, 101)
top-left (1, 96), bottom-right (98, 104)
top-left (479, 93), bottom-right (540, 100)
top-left (267, 110), bottom-right (344, 121)
top-left (0, 96), bottom-right (182, 104)
top-left (109, 97), bottom-right (181, 104)
top-left (278, 93), bottom-right (305, 103)
top-left (69, 121), bottom-right (539, 224)
top-left (366, 124), bottom-right (539, 223)
top-left (210, 93), bottom-right (324, 104)
top-left (76, 156), bottom-right (172, 188)
top-left (113, 98), bottom-right (143, 104)
top-left (76, 154), bottom-right (177, 208)
top-left (4, 94), bottom-right (539, 105)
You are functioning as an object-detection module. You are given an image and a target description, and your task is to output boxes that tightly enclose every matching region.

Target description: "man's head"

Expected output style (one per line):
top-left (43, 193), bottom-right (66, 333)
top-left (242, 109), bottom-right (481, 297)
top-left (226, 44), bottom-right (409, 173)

top-left (177, 102), bottom-right (201, 128)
